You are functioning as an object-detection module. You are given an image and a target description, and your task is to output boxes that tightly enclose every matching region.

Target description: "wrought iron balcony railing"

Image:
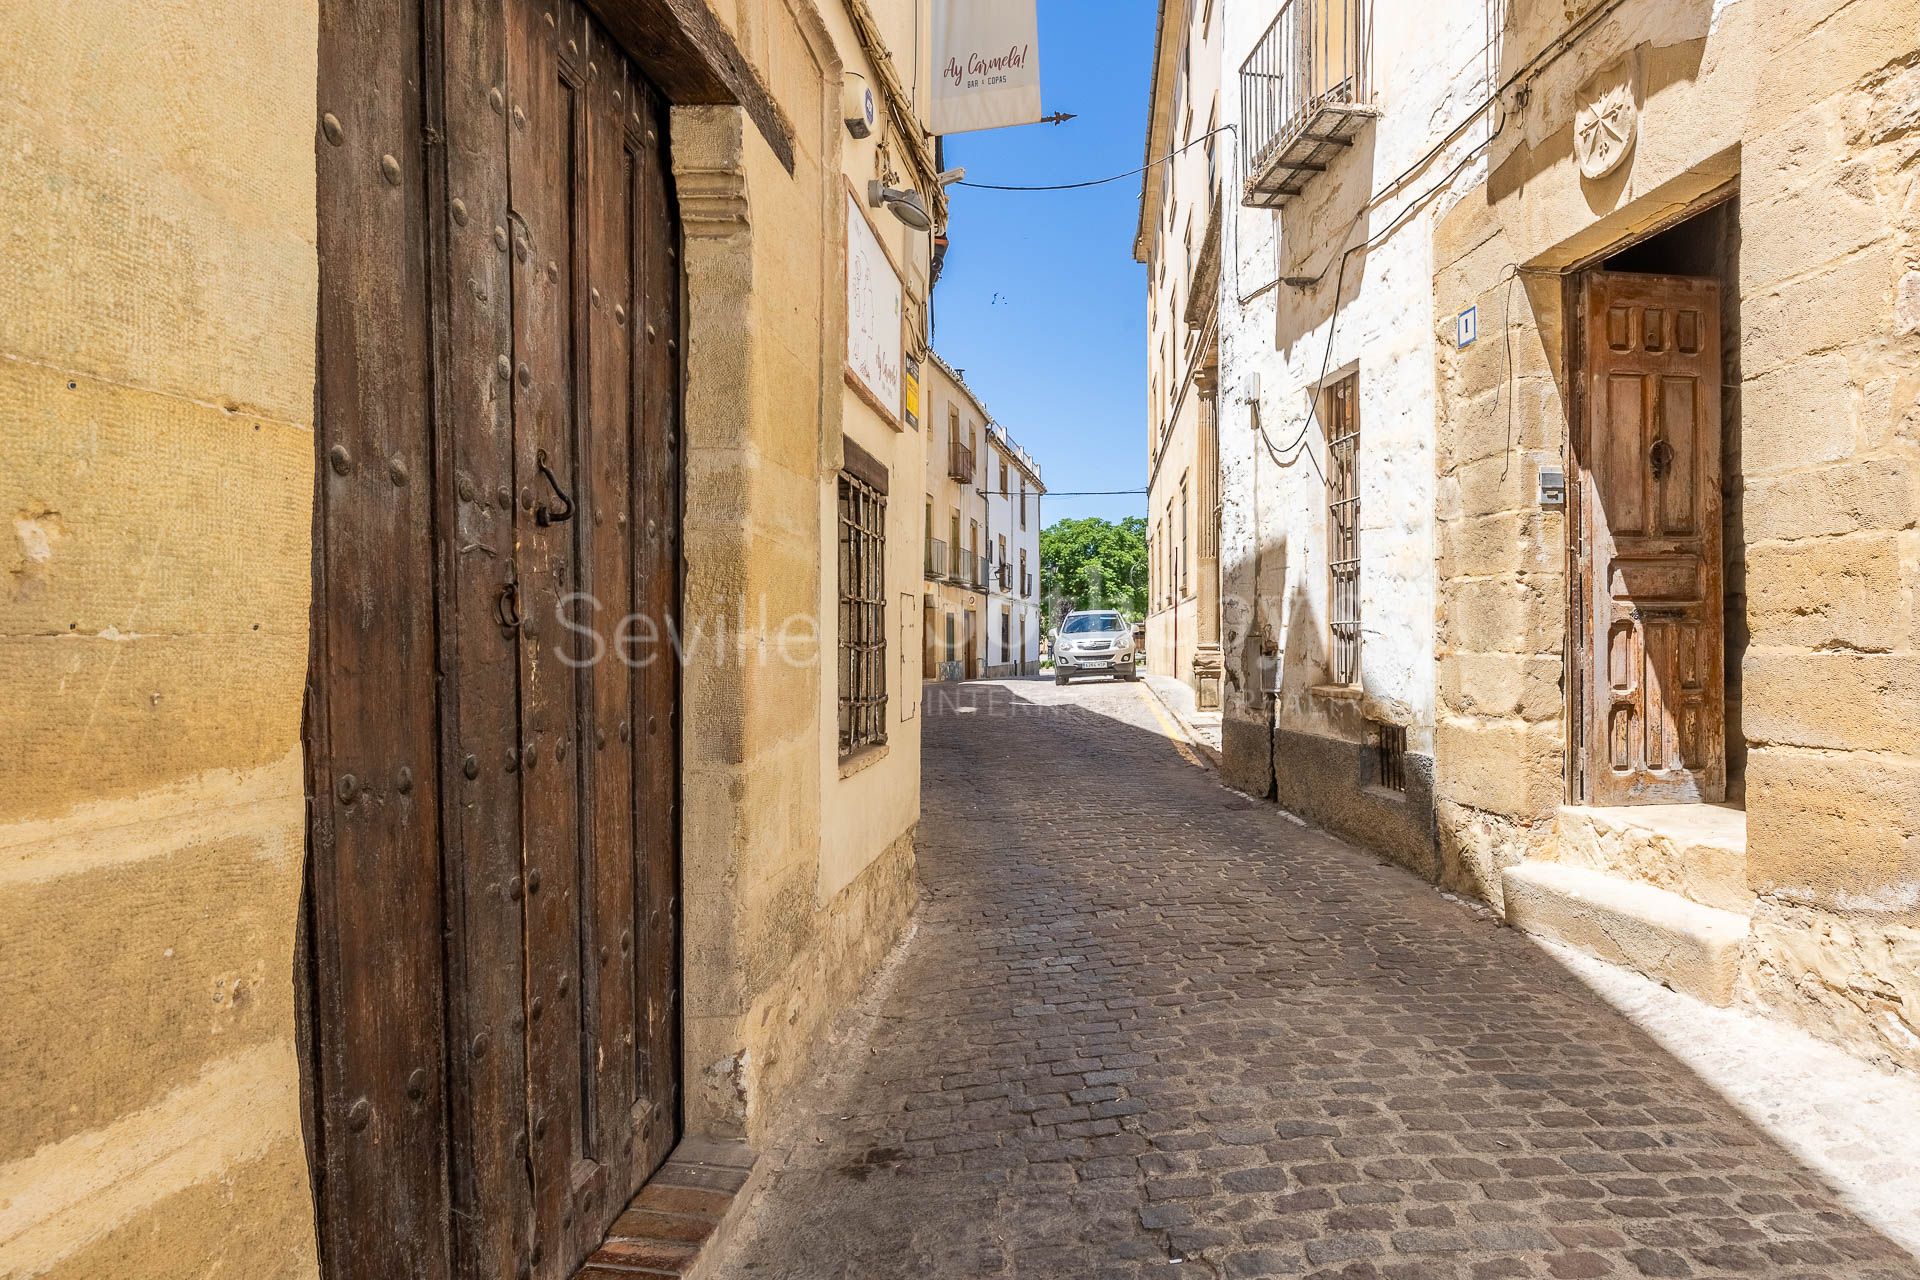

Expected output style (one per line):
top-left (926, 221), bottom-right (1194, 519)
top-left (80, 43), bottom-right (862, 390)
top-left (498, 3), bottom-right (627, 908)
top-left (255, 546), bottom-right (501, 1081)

top-left (995, 562), bottom-right (1013, 590)
top-left (948, 442), bottom-right (975, 484)
top-left (973, 555), bottom-right (988, 589)
top-left (926, 537), bottom-right (948, 579)
top-left (1240, 0), bottom-right (1375, 208)
top-left (1021, 571), bottom-right (1034, 598)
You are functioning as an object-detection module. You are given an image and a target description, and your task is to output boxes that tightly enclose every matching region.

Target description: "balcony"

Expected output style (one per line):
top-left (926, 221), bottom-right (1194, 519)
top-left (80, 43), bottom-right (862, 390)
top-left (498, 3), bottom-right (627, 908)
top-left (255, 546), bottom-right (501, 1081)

top-left (1240, 0), bottom-right (1375, 209)
top-left (926, 537), bottom-right (948, 580)
top-left (972, 555), bottom-right (988, 590)
top-left (948, 442), bottom-right (975, 484)
top-left (1021, 571), bottom-right (1034, 598)
top-left (995, 562), bottom-right (1013, 591)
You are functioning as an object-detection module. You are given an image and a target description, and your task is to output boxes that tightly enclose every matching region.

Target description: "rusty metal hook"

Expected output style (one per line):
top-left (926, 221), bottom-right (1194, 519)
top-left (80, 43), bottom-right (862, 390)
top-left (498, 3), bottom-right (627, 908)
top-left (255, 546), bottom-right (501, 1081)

top-left (534, 449), bottom-right (574, 527)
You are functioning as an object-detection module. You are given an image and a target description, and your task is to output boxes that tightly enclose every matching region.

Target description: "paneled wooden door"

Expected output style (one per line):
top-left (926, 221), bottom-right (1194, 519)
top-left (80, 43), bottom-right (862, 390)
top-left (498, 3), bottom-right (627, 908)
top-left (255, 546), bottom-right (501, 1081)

top-left (308, 1), bottom-right (681, 1278)
top-left (1574, 271), bottom-right (1724, 806)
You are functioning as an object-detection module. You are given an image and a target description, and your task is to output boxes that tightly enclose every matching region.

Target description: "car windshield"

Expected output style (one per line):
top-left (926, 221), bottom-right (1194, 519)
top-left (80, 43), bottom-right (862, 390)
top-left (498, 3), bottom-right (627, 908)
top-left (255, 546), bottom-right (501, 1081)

top-left (1062, 614), bottom-right (1123, 634)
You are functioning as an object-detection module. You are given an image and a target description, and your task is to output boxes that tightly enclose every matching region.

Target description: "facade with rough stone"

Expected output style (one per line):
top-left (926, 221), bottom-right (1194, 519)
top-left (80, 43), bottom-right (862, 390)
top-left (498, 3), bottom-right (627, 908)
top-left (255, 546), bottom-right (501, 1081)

top-left (1427, 0), bottom-right (1920, 1073)
top-left (1198, 0), bottom-right (1920, 1073)
top-left (1138, 0), bottom-right (1225, 709)
top-left (0, 1), bottom-right (933, 1277)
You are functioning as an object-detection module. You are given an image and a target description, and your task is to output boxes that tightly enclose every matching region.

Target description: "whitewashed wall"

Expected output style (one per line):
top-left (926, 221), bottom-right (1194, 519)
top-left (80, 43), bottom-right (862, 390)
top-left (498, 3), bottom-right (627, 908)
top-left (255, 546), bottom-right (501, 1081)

top-left (1215, 0), bottom-right (1496, 784)
top-left (983, 432), bottom-right (1044, 669)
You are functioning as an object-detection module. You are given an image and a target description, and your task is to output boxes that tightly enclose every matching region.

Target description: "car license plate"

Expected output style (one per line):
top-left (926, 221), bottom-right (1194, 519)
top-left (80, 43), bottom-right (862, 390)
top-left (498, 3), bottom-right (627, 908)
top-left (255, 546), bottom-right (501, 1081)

top-left (1083, 659), bottom-right (1109, 669)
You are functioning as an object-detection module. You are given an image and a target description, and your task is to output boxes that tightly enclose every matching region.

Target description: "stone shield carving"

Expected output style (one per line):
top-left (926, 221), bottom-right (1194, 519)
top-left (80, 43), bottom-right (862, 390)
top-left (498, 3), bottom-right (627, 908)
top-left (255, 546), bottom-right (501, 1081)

top-left (1574, 51), bottom-right (1641, 180)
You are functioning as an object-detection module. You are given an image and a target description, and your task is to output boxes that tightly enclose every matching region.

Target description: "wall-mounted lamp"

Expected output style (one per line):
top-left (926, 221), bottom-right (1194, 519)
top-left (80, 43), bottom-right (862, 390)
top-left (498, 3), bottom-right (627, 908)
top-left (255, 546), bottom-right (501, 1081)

top-left (868, 180), bottom-right (931, 231)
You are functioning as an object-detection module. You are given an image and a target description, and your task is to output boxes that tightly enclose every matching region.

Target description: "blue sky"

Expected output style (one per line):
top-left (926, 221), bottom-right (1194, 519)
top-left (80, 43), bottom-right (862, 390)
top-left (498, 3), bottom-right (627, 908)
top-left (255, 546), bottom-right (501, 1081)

top-left (932, 0), bottom-right (1154, 527)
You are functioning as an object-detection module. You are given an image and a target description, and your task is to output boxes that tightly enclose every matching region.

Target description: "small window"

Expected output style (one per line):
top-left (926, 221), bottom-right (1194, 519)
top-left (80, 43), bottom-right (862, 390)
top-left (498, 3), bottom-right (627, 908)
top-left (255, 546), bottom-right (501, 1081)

top-left (1373, 721), bottom-right (1407, 792)
top-left (838, 449), bottom-right (888, 757)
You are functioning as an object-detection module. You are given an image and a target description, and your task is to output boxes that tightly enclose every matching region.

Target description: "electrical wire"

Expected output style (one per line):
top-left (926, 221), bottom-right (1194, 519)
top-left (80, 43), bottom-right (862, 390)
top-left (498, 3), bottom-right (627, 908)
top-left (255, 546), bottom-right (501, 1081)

top-left (1230, 0), bottom-right (1634, 304)
top-left (1498, 263), bottom-right (1520, 479)
top-left (954, 125), bottom-right (1235, 192)
top-left (1253, 125), bottom-right (1498, 484)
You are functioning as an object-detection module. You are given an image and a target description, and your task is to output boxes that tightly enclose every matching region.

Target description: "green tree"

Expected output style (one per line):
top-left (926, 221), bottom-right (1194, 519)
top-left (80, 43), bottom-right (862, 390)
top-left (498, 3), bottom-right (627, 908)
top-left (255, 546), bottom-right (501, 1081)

top-left (1040, 515), bottom-right (1148, 625)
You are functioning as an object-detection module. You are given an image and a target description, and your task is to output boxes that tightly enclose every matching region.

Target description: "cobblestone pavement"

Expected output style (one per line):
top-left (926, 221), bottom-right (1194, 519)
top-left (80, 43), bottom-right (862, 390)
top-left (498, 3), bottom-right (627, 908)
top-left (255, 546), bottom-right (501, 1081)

top-left (726, 677), bottom-right (1920, 1279)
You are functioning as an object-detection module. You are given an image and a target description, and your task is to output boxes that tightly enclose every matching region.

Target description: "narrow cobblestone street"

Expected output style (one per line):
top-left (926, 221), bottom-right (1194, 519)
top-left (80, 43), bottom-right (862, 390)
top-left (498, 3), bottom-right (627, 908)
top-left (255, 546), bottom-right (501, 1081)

top-left (729, 677), bottom-right (1920, 1280)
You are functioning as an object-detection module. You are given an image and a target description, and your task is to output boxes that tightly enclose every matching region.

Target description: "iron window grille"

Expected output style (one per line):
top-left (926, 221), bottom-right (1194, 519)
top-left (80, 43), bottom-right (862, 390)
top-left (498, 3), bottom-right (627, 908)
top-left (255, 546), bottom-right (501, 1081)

top-left (1373, 720), bottom-right (1407, 793)
top-left (1326, 373), bottom-right (1361, 686)
top-left (838, 470), bottom-right (887, 756)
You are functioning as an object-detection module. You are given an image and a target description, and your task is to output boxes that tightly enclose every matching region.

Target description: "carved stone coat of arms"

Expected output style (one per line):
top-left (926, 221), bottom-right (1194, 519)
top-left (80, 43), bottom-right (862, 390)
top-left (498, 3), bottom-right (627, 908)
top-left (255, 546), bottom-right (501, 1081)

top-left (1574, 51), bottom-right (1642, 180)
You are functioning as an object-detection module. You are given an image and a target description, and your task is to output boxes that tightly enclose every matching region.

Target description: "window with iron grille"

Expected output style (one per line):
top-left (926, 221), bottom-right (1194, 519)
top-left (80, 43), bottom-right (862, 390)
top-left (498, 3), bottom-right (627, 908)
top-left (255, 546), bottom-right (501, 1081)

top-left (1326, 373), bottom-right (1361, 685)
top-left (838, 464), bottom-right (887, 757)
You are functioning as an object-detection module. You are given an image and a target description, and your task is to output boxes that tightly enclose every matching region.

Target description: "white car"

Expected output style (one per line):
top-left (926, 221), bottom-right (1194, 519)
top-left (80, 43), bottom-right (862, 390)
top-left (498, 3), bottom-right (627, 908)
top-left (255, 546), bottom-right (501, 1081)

top-left (1052, 610), bottom-right (1138, 684)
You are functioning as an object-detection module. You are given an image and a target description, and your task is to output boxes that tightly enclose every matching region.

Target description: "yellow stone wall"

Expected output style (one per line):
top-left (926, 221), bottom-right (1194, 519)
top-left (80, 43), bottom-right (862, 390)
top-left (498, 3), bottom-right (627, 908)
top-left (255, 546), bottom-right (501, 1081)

top-left (669, 0), bottom-right (926, 1142)
top-left (1432, 0), bottom-right (1920, 1067)
top-left (0, 1), bottom-right (321, 1276)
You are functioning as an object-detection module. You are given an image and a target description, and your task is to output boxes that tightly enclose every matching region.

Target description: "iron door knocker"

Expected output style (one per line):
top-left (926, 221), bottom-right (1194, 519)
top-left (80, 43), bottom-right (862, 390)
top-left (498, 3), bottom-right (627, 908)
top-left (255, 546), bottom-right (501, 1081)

top-left (534, 449), bottom-right (575, 527)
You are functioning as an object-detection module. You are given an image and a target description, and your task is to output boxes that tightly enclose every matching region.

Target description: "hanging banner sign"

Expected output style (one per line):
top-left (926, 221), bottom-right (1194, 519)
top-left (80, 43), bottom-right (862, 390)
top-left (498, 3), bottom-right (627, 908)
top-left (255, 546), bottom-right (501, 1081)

top-left (932, 0), bottom-right (1042, 135)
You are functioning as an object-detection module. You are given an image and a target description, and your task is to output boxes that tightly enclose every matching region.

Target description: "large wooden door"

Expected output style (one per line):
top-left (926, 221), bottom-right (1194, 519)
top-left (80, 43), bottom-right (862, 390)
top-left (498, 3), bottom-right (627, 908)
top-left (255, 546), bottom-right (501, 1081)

top-left (1575, 271), bottom-right (1723, 805)
top-left (309, 2), bottom-right (681, 1279)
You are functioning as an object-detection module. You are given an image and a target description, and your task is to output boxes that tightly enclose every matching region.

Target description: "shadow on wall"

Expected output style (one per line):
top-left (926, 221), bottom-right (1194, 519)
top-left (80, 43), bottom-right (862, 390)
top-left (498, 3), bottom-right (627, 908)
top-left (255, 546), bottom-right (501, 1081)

top-left (1219, 533), bottom-right (1289, 799)
top-left (1219, 514), bottom-right (1442, 880)
top-left (1272, 128), bottom-right (1379, 365)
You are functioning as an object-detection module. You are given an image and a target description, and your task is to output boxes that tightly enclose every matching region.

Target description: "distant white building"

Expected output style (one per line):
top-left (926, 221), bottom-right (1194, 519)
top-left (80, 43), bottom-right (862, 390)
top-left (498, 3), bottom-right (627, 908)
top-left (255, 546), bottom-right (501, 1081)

top-left (922, 353), bottom-right (1046, 679)
top-left (982, 421), bottom-right (1045, 676)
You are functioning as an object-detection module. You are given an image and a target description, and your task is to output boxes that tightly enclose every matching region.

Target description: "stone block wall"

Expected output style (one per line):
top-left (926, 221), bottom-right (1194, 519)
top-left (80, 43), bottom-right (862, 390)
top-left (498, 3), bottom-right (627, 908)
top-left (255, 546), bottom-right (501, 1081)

top-left (1430, 208), bottom-right (1570, 907)
top-left (1430, 0), bottom-right (1920, 1069)
top-left (675, 0), bottom-right (928, 1143)
top-left (1731, 31), bottom-right (1920, 1070)
top-left (0, 2), bottom-right (322, 1276)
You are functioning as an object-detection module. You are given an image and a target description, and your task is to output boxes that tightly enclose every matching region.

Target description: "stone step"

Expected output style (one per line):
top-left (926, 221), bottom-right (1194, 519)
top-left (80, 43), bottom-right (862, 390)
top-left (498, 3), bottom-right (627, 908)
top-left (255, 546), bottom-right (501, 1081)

top-left (1554, 803), bottom-right (1751, 913)
top-left (1501, 861), bottom-right (1750, 1006)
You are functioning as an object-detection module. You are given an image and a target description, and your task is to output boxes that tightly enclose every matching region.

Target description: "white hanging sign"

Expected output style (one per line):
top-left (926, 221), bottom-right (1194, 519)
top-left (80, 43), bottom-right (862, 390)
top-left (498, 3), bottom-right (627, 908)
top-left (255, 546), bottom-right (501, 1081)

top-left (932, 0), bottom-right (1042, 135)
top-left (845, 191), bottom-right (904, 423)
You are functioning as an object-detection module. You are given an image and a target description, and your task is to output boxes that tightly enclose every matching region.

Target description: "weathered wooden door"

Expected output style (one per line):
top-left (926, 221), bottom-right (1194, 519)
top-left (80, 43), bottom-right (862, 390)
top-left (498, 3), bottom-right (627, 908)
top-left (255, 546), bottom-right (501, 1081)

top-left (1576, 271), bottom-right (1723, 805)
top-left (308, 1), bottom-right (681, 1278)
